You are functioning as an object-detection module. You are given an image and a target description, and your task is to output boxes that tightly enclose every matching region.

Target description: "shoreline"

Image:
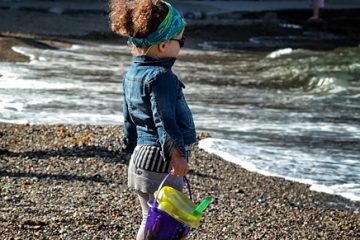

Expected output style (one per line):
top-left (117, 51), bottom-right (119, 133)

top-left (199, 139), bottom-right (360, 204)
top-left (1, 123), bottom-right (360, 239)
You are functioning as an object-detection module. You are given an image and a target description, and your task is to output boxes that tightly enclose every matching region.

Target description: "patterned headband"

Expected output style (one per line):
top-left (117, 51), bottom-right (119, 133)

top-left (128, 1), bottom-right (184, 47)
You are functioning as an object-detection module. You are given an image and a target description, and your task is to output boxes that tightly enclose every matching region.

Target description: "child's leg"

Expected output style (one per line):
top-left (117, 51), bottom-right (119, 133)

top-left (136, 190), bottom-right (154, 240)
top-left (318, 7), bottom-right (324, 18)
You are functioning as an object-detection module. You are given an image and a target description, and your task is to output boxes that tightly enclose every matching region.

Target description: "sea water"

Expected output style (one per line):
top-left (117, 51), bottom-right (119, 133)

top-left (0, 42), bottom-right (359, 204)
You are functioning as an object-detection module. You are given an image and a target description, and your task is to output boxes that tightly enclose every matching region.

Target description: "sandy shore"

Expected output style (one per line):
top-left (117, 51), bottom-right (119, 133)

top-left (0, 123), bottom-right (359, 239)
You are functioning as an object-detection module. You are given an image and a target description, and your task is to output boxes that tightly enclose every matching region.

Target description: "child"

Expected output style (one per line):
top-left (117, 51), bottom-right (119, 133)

top-left (310, 0), bottom-right (325, 20)
top-left (110, 0), bottom-right (197, 239)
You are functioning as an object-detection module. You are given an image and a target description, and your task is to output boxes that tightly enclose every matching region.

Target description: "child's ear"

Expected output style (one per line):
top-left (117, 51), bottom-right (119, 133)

top-left (158, 42), bottom-right (167, 52)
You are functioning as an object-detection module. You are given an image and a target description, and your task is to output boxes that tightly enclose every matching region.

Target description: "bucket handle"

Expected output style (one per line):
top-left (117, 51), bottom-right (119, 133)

top-left (154, 173), bottom-right (192, 204)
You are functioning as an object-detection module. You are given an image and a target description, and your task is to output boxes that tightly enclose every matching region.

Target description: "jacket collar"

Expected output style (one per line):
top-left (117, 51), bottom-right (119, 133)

top-left (132, 55), bottom-right (176, 69)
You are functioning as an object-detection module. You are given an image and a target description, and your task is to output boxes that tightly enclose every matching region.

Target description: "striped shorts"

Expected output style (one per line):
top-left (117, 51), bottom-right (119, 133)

top-left (132, 145), bottom-right (169, 173)
top-left (128, 145), bottom-right (189, 194)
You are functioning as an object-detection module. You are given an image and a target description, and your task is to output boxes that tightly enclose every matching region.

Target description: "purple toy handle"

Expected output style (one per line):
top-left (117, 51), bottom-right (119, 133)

top-left (144, 173), bottom-right (192, 239)
top-left (153, 173), bottom-right (192, 207)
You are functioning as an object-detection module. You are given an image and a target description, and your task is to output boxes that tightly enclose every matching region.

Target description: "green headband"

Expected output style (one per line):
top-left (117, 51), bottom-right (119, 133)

top-left (128, 1), bottom-right (184, 47)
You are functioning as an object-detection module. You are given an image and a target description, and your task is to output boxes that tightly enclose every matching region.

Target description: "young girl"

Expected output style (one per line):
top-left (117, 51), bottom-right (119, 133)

top-left (310, 0), bottom-right (325, 19)
top-left (110, 0), bottom-right (197, 239)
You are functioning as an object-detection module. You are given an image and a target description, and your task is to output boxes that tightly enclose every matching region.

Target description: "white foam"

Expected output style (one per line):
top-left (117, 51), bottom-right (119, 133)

top-left (0, 118), bottom-right (30, 124)
top-left (279, 23), bottom-right (302, 29)
top-left (0, 78), bottom-right (79, 90)
top-left (70, 44), bottom-right (129, 53)
top-left (12, 46), bottom-right (130, 73)
top-left (12, 46), bottom-right (36, 61)
top-left (197, 42), bottom-right (217, 50)
top-left (349, 93), bottom-right (360, 99)
top-left (308, 77), bottom-right (347, 94)
top-left (199, 138), bottom-right (310, 180)
top-left (310, 184), bottom-right (360, 202)
top-left (266, 48), bottom-right (293, 59)
top-left (0, 101), bottom-right (24, 112)
top-left (199, 138), bottom-right (360, 203)
top-left (0, 112), bottom-right (123, 125)
top-left (348, 63), bottom-right (360, 71)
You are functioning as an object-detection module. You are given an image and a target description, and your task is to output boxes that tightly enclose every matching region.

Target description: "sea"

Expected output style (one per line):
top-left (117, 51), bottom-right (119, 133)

top-left (1, 35), bottom-right (360, 205)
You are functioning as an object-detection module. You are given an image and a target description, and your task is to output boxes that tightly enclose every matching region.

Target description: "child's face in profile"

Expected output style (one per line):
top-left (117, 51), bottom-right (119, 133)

top-left (158, 28), bottom-right (185, 58)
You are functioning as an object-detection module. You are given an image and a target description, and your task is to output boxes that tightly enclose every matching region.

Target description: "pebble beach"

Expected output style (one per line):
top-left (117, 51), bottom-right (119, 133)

top-left (1, 124), bottom-right (360, 239)
top-left (2, 1), bottom-right (360, 239)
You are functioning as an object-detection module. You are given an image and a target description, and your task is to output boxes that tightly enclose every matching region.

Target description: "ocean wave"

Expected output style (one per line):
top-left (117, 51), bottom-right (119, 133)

top-left (199, 138), bottom-right (360, 203)
top-left (250, 47), bottom-right (360, 93)
top-left (12, 46), bottom-right (37, 61)
top-left (0, 78), bottom-right (80, 90)
top-left (266, 48), bottom-right (293, 59)
top-left (279, 23), bottom-right (302, 29)
top-left (308, 76), bottom-right (347, 94)
top-left (0, 112), bottom-right (123, 125)
top-left (2, 41), bottom-right (360, 207)
top-left (310, 184), bottom-right (360, 202)
top-left (70, 44), bottom-right (129, 53)
top-left (0, 100), bottom-right (24, 112)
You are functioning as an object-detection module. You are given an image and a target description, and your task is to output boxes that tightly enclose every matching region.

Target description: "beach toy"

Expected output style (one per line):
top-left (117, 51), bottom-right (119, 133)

top-left (144, 173), bottom-right (212, 240)
top-left (192, 196), bottom-right (212, 217)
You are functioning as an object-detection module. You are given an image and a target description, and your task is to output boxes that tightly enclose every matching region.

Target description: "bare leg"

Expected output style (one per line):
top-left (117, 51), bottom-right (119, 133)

top-left (312, 6), bottom-right (320, 19)
top-left (136, 190), bottom-right (154, 240)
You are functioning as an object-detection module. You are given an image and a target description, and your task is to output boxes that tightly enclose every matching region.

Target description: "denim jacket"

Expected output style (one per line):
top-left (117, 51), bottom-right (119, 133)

top-left (122, 55), bottom-right (197, 161)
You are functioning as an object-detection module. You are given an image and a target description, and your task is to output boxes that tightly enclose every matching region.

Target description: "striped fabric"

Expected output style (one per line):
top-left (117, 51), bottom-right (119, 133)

top-left (133, 145), bottom-right (170, 173)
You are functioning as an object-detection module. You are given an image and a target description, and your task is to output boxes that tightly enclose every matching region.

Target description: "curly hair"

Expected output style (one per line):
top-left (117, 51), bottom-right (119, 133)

top-left (110, 0), bottom-right (168, 38)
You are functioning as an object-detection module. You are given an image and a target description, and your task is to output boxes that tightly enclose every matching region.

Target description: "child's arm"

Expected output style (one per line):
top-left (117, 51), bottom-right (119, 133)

top-left (122, 92), bottom-right (137, 154)
top-left (170, 148), bottom-right (188, 176)
top-left (149, 72), bottom-right (187, 166)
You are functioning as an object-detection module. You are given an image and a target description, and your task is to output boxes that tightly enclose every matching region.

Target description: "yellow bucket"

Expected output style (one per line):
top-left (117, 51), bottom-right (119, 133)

top-left (155, 186), bottom-right (201, 228)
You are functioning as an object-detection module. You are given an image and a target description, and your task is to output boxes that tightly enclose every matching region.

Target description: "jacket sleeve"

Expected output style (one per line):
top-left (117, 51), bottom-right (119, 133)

top-left (122, 88), bottom-right (137, 154)
top-left (148, 72), bottom-right (186, 161)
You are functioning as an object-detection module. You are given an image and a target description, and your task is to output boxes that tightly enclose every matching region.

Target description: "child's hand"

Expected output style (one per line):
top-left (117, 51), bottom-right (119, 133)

top-left (170, 148), bottom-right (188, 176)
